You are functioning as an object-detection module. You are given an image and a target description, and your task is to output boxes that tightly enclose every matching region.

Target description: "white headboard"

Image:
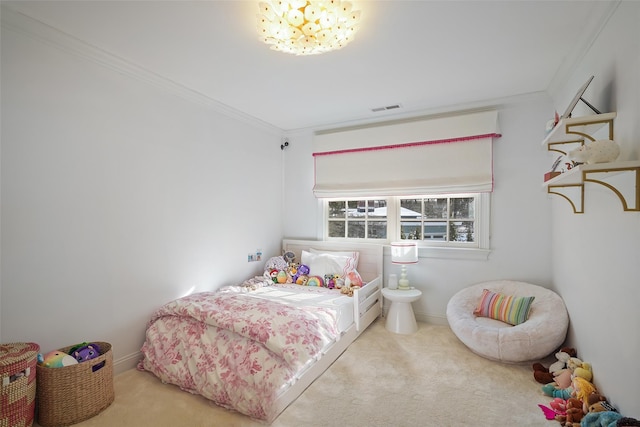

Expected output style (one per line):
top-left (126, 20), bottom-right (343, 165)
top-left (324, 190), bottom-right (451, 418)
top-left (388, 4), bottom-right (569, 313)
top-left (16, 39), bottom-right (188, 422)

top-left (282, 239), bottom-right (383, 283)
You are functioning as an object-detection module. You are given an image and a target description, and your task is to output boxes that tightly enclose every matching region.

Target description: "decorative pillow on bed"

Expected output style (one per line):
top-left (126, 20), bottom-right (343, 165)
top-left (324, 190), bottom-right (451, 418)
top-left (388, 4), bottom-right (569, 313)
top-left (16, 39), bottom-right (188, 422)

top-left (308, 248), bottom-right (359, 270)
top-left (473, 289), bottom-right (535, 326)
top-left (301, 250), bottom-right (356, 280)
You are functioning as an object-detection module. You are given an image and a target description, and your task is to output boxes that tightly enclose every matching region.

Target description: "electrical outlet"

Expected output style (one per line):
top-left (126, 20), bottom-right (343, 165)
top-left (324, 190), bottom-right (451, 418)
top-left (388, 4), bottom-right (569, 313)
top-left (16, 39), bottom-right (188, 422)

top-left (248, 249), bottom-right (263, 262)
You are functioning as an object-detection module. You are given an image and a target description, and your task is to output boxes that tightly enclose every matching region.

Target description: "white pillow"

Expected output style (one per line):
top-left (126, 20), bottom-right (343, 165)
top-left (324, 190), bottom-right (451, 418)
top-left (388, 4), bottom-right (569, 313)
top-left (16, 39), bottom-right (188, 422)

top-left (308, 248), bottom-right (359, 270)
top-left (301, 250), bottom-right (355, 279)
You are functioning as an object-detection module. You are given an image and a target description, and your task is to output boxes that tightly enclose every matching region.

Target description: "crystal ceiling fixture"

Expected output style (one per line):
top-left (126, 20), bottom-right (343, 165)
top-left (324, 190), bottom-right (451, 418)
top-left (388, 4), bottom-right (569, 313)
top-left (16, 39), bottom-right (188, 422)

top-left (257, 1), bottom-right (361, 55)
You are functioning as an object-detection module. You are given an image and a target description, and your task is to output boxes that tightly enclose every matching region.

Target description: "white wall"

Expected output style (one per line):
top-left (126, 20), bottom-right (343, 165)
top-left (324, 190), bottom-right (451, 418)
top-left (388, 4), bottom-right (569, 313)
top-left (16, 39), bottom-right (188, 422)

top-left (548, 1), bottom-right (639, 417)
top-left (0, 15), bottom-right (284, 368)
top-left (283, 94), bottom-right (554, 325)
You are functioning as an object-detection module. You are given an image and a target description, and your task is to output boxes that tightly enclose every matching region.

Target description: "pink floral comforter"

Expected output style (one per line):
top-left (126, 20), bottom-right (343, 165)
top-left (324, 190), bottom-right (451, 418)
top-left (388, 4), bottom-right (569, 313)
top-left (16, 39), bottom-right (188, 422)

top-left (138, 288), bottom-right (339, 421)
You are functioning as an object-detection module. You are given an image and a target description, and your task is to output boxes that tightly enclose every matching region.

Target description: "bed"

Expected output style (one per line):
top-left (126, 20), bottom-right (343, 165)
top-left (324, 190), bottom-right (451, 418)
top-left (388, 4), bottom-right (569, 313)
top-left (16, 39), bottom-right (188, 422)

top-left (138, 239), bottom-right (383, 423)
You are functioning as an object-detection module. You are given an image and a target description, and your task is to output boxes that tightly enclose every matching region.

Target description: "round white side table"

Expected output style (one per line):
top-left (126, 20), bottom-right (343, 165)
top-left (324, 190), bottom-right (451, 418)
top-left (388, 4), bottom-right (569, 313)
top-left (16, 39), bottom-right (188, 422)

top-left (381, 288), bottom-right (422, 334)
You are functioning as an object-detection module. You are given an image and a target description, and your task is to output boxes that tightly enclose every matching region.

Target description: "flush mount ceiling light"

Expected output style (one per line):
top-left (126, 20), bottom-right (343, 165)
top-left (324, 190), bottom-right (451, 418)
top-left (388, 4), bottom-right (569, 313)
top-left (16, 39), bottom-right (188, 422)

top-left (257, 1), bottom-right (361, 56)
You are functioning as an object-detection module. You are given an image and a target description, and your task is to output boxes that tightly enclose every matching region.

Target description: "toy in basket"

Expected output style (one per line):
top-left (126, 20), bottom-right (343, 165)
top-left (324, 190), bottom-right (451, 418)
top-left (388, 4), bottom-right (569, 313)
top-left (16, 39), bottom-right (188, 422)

top-left (36, 341), bottom-right (114, 427)
top-left (1, 342), bottom-right (39, 427)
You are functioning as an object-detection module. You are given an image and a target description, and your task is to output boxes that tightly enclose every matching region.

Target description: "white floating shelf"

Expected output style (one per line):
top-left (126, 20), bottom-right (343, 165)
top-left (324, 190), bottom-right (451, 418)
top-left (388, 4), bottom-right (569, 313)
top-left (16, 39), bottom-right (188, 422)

top-left (541, 112), bottom-right (617, 146)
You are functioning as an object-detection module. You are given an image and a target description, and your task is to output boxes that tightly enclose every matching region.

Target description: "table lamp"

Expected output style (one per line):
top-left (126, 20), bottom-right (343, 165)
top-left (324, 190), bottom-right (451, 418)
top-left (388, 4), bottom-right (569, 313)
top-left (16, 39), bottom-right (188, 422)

top-left (391, 241), bottom-right (418, 290)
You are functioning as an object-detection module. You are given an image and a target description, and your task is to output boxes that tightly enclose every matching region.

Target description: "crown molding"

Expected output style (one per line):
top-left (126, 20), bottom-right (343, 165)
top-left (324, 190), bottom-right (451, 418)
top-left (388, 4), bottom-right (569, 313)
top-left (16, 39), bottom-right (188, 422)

top-left (1, 5), bottom-right (282, 136)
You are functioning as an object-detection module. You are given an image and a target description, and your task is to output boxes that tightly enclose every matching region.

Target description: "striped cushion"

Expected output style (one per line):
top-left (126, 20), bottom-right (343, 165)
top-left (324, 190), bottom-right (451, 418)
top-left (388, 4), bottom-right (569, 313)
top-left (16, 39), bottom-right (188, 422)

top-left (473, 289), bottom-right (535, 325)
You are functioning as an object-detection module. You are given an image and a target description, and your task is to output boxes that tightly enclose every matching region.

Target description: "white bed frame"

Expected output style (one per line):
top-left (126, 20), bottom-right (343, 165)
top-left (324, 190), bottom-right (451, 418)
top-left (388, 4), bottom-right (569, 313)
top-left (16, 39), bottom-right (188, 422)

top-left (272, 239), bottom-right (383, 420)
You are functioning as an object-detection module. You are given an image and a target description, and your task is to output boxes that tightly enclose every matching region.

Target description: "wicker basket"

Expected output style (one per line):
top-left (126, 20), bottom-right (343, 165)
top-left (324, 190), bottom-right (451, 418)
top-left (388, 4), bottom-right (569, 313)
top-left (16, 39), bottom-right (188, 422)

top-left (0, 342), bottom-right (39, 427)
top-left (36, 342), bottom-right (114, 427)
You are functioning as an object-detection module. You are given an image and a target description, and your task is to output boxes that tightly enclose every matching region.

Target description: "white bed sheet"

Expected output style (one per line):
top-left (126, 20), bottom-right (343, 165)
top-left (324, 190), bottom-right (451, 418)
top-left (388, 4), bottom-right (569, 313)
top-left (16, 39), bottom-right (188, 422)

top-left (243, 284), bottom-right (355, 333)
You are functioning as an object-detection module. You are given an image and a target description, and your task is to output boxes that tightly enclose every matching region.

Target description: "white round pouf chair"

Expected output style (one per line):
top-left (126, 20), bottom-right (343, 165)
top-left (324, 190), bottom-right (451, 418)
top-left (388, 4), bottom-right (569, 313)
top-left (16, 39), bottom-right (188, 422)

top-left (446, 280), bottom-right (569, 363)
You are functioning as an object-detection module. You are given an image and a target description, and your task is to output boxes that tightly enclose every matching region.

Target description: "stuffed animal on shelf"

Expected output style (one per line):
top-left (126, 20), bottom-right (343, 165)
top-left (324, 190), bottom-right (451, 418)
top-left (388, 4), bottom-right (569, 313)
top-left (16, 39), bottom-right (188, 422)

top-left (39, 350), bottom-right (78, 368)
top-left (568, 139), bottom-right (620, 165)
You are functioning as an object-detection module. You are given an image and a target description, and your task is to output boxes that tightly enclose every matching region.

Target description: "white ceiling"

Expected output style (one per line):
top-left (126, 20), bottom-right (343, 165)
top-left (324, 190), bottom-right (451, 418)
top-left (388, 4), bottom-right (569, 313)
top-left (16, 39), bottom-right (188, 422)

top-left (2, 0), bottom-right (618, 131)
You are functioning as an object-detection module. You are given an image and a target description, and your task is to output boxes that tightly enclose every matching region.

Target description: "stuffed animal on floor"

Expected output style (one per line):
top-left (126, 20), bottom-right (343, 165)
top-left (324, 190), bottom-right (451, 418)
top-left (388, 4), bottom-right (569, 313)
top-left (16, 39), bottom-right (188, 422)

top-left (567, 356), bottom-right (593, 382)
top-left (549, 397), bottom-right (568, 415)
top-left (571, 377), bottom-right (598, 414)
top-left (617, 417), bottom-right (640, 426)
top-left (554, 397), bottom-right (583, 426)
top-left (542, 382), bottom-right (573, 400)
top-left (532, 347), bottom-right (577, 384)
top-left (586, 392), bottom-right (610, 414)
top-left (580, 411), bottom-right (623, 427)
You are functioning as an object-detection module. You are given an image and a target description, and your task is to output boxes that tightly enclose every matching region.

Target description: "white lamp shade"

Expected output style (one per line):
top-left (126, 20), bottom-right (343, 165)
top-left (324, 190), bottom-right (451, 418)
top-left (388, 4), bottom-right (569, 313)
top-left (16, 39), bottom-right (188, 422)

top-left (391, 242), bottom-right (418, 264)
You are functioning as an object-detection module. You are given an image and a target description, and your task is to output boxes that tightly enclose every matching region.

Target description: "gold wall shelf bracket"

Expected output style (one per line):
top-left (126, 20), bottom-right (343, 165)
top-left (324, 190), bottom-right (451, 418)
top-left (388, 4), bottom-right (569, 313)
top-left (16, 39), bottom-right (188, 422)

top-left (565, 117), bottom-right (615, 142)
top-left (583, 166), bottom-right (640, 211)
top-left (547, 184), bottom-right (584, 214)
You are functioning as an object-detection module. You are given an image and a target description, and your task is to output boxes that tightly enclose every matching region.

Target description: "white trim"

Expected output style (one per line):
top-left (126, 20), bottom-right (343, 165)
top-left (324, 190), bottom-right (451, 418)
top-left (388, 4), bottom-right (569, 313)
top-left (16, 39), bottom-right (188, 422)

top-left (114, 350), bottom-right (142, 375)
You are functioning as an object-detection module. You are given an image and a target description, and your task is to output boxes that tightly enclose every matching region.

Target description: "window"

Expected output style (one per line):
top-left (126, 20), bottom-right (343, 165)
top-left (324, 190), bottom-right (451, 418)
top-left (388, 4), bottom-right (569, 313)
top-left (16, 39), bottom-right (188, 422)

top-left (327, 199), bottom-right (388, 239)
top-left (325, 193), bottom-right (489, 249)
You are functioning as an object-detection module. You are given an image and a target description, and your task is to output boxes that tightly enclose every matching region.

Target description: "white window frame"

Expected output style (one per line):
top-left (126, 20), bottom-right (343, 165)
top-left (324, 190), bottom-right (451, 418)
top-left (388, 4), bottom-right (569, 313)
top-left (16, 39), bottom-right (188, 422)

top-left (321, 193), bottom-right (491, 261)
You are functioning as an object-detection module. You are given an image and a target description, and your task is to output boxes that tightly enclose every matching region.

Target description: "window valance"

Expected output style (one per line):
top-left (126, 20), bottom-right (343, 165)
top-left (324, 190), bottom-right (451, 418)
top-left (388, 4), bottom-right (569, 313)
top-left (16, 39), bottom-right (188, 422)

top-left (312, 110), bottom-right (500, 198)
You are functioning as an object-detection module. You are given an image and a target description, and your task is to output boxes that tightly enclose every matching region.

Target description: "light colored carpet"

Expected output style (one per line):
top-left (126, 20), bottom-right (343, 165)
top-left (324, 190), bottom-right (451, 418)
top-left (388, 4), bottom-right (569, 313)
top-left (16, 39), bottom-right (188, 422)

top-left (37, 319), bottom-right (555, 426)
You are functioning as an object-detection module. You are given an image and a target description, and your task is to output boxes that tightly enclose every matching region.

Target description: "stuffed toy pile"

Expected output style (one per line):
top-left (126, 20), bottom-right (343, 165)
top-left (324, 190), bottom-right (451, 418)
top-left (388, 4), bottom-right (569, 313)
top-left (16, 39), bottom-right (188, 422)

top-left (535, 348), bottom-right (640, 427)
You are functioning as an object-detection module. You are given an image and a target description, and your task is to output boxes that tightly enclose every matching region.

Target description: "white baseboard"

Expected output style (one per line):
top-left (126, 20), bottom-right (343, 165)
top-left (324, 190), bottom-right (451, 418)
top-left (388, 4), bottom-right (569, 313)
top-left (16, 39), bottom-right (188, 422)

top-left (114, 351), bottom-right (142, 375)
top-left (415, 311), bottom-right (448, 326)
top-left (382, 306), bottom-right (449, 326)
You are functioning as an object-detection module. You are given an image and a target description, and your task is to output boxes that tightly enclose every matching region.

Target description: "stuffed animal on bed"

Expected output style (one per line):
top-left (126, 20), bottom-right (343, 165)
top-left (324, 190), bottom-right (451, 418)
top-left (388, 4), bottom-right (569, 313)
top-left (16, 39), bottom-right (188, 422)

top-left (292, 264), bottom-right (310, 284)
top-left (264, 256), bottom-right (288, 273)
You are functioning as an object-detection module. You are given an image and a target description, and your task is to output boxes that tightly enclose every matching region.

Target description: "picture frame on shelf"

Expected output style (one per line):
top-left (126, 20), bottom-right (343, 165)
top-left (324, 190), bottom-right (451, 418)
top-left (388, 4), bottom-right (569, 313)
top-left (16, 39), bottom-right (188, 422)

top-left (561, 75), bottom-right (599, 119)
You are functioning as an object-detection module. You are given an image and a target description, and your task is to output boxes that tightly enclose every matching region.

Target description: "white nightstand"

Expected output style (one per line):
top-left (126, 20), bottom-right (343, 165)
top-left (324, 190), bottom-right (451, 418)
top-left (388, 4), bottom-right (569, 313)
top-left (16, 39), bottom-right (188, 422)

top-left (381, 288), bottom-right (422, 334)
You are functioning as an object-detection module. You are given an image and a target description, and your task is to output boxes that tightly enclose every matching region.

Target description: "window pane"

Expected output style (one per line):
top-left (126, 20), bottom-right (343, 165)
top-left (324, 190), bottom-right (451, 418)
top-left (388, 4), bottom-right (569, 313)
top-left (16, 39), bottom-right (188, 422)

top-left (328, 221), bottom-right (345, 237)
top-left (370, 199), bottom-right (387, 219)
top-left (347, 201), bottom-right (360, 218)
top-left (348, 221), bottom-right (365, 238)
top-left (450, 197), bottom-right (475, 219)
top-left (452, 221), bottom-right (475, 242)
top-left (400, 221), bottom-right (422, 240)
top-left (328, 201), bottom-right (345, 218)
top-left (368, 221), bottom-right (387, 239)
top-left (400, 199), bottom-right (422, 218)
top-left (424, 221), bottom-right (447, 240)
top-left (424, 198), bottom-right (447, 219)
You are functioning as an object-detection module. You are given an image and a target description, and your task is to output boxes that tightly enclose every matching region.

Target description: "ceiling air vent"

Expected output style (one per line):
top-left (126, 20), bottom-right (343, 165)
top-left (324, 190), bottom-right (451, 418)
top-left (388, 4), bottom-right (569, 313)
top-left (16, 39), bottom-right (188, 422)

top-left (371, 104), bottom-right (402, 113)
